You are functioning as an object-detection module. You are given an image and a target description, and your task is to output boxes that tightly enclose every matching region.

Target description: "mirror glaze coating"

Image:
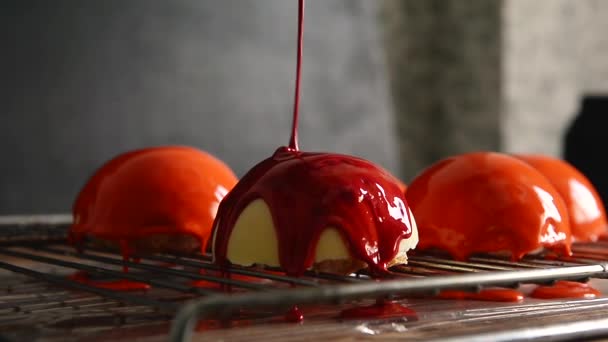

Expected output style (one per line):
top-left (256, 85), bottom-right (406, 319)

top-left (396, 179), bottom-right (407, 193)
top-left (516, 154), bottom-right (608, 242)
top-left (212, 146), bottom-right (416, 276)
top-left (406, 152), bottom-right (572, 260)
top-left (69, 146), bottom-right (238, 252)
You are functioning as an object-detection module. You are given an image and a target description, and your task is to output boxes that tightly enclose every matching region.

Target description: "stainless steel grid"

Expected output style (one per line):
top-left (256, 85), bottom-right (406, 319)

top-left (1, 217), bottom-right (608, 341)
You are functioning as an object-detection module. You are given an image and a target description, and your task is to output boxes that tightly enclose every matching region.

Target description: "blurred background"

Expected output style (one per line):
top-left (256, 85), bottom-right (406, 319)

top-left (1, 0), bottom-right (607, 214)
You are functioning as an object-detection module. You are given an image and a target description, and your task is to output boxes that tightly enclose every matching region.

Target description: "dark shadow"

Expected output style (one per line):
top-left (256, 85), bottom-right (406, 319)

top-left (564, 95), bottom-right (608, 208)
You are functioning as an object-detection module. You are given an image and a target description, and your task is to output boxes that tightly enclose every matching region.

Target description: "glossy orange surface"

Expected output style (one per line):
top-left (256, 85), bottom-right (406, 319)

top-left (69, 146), bottom-right (238, 253)
top-left (406, 152), bottom-right (572, 260)
top-left (516, 154), bottom-right (607, 242)
top-left (530, 280), bottom-right (600, 299)
top-left (396, 179), bottom-right (407, 193)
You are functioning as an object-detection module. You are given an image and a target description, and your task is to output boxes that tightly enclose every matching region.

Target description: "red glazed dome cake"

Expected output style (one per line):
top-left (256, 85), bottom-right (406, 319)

top-left (211, 147), bottom-right (418, 276)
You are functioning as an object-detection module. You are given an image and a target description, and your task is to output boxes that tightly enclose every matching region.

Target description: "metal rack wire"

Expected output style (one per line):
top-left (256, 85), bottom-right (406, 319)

top-left (1, 219), bottom-right (608, 341)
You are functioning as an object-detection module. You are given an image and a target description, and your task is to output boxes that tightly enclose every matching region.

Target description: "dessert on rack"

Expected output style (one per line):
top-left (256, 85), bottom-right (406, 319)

top-left (69, 146), bottom-right (238, 256)
top-left (516, 154), bottom-right (607, 242)
top-left (406, 152), bottom-right (572, 260)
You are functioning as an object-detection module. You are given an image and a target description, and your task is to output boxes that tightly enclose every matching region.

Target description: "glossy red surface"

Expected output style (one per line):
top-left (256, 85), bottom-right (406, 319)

top-left (68, 271), bottom-right (150, 292)
top-left (340, 300), bottom-right (417, 320)
top-left (285, 306), bottom-right (304, 323)
top-left (190, 269), bottom-right (271, 289)
top-left (397, 179), bottom-right (407, 193)
top-left (516, 154), bottom-right (608, 242)
top-left (437, 288), bottom-right (524, 302)
top-left (69, 146), bottom-right (238, 255)
top-left (406, 152), bottom-right (572, 260)
top-left (213, 147), bottom-right (415, 276)
top-left (531, 281), bottom-right (601, 299)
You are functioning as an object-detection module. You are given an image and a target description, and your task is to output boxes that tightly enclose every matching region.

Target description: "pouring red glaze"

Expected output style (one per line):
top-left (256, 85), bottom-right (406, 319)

top-left (288, 0), bottom-right (304, 151)
top-left (212, 0), bottom-right (415, 277)
top-left (406, 152), bottom-right (572, 260)
top-left (69, 146), bottom-right (238, 255)
top-left (515, 154), bottom-right (608, 242)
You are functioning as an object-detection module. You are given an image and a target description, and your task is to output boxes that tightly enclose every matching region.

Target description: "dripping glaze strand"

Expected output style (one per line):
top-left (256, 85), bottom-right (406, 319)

top-left (288, 0), bottom-right (305, 151)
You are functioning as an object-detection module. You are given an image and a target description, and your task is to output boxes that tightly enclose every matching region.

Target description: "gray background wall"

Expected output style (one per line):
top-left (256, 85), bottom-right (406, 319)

top-left (0, 0), bottom-right (397, 214)
top-left (503, 0), bottom-right (608, 156)
top-left (381, 0), bottom-right (502, 179)
top-left (381, 0), bottom-right (608, 179)
top-left (2, 0), bottom-right (608, 215)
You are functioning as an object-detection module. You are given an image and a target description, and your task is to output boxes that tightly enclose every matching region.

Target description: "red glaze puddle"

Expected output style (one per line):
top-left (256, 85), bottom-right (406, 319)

top-left (191, 269), bottom-right (278, 290)
top-left (220, 271), bottom-right (232, 293)
top-left (437, 288), bottom-right (524, 302)
top-left (285, 306), bottom-right (304, 323)
top-left (190, 269), bottom-right (222, 289)
top-left (340, 300), bottom-right (417, 320)
top-left (562, 253), bottom-right (607, 261)
top-left (230, 273), bottom-right (276, 283)
top-left (68, 271), bottom-right (150, 292)
top-left (531, 281), bottom-right (601, 299)
top-left (195, 318), bottom-right (254, 331)
top-left (119, 240), bottom-right (130, 273)
top-left (189, 279), bottom-right (221, 289)
top-left (572, 245), bottom-right (608, 256)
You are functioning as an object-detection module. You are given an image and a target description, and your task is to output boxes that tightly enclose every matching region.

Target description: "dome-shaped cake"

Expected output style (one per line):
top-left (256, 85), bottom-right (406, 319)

top-left (516, 154), bottom-right (607, 242)
top-left (406, 152), bottom-right (572, 260)
top-left (212, 147), bottom-right (418, 276)
top-left (69, 146), bottom-right (238, 254)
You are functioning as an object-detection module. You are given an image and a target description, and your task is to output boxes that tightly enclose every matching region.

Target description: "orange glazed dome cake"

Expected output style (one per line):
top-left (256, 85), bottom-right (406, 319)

top-left (406, 152), bottom-right (572, 260)
top-left (516, 154), bottom-right (608, 242)
top-left (69, 146), bottom-right (238, 255)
